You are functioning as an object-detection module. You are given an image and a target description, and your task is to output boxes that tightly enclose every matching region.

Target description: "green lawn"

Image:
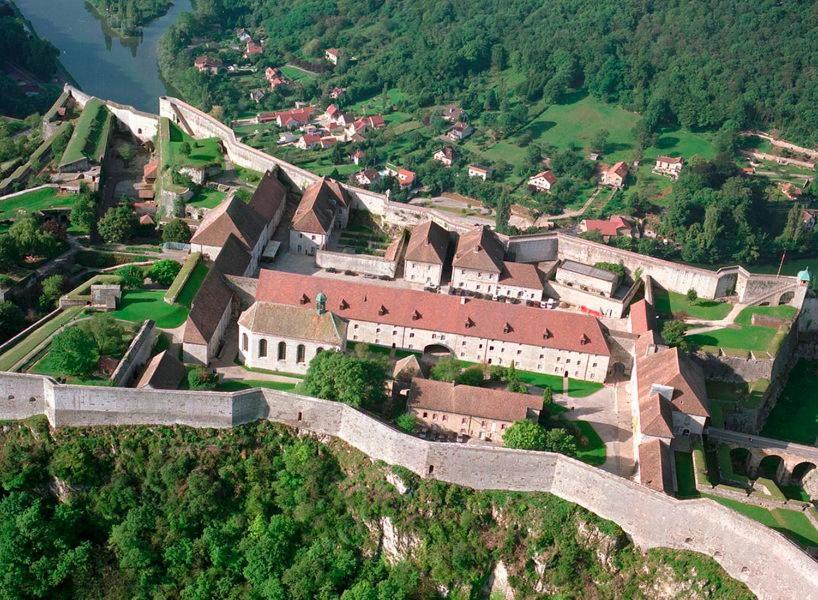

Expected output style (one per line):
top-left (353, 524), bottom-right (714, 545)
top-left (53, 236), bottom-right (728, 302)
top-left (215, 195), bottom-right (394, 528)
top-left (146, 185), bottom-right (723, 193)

top-left (350, 342), bottom-right (421, 360)
top-left (59, 99), bottom-right (112, 166)
top-left (346, 88), bottom-right (408, 114)
top-left (515, 370), bottom-right (604, 398)
top-left (215, 379), bottom-right (297, 392)
top-left (0, 307), bottom-right (85, 372)
top-left (30, 346), bottom-right (111, 386)
top-left (570, 419), bottom-right (606, 466)
top-left (674, 452), bottom-right (699, 498)
top-left (653, 288), bottom-right (731, 320)
top-left (187, 188), bottom-right (226, 209)
top-left (280, 64), bottom-right (319, 81)
top-left (687, 306), bottom-right (794, 353)
top-left (110, 290), bottom-right (189, 328)
top-left (162, 120), bottom-right (222, 170)
top-left (174, 261), bottom-right (209, 308)
top-left (704, 494), bottom-right (818, 549)
top-left (0, 187), bottom-right (75, 221)
top-left (761, 360), bottom-right (818, 444)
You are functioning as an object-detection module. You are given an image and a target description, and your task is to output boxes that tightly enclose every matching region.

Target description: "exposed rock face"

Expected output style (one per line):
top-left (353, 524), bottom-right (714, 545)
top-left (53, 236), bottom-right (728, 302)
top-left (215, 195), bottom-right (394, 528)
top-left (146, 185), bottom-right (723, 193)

top-left (386, 470), bottom-right (410, 495)
top-left (484, 561), bottom-right (514, 600)
top-left (366, 516), bottom-right (421, 565)
top-left (576, 520), bottom-right (624, 573)
top-left (639, 564), bottom-right (718, 599)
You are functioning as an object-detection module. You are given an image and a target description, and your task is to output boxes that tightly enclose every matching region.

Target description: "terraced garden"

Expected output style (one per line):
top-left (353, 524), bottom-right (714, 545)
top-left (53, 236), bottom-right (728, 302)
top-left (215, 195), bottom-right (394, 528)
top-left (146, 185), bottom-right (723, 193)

top-left (59, 99), bottom-right (113, 168)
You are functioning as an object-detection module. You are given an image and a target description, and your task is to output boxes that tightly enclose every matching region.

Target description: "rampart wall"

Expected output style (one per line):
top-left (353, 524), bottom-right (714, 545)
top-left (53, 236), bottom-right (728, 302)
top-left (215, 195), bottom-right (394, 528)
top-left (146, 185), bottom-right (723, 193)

top-left (66, 85), bottom-right (158, 143)
top-left (315, 250), bottom-right (398, 278)
top-left (0, 371), bottom-right (814, 599)
top-left (109, 320), bottom-right (155, 387)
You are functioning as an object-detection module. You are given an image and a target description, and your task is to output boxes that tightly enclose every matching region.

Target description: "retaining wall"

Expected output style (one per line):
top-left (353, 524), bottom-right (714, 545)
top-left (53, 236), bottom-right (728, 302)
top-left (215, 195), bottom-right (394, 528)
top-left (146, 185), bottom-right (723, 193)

top-left (0, 371), bottom-right (814, 599)
top-left (65, 85), bottom-right (158, 143)
top-left (109, 320), bottom-right (155, 387)
top-left (315, 250), bottom-right (398, 278)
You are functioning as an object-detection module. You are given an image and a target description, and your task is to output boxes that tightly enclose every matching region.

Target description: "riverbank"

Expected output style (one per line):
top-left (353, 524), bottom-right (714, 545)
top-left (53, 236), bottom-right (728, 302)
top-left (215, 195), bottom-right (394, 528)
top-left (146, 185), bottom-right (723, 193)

top-left (84, 0), bottom-right (173, 38)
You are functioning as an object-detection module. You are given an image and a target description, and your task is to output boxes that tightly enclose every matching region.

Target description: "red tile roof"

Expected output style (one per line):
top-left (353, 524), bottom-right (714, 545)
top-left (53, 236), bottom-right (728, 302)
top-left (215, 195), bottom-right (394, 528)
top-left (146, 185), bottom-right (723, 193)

top-left (405, 220), bottom-right (450, 265)
top-left (190, 195), bottom-right (264, 250)
top-left (638, 438), bottom-right (674, 493)
top-left (255, 270), bottom-right (610, 355)
top-left (248, 170), bottom-right (286, 223)
top-left (656, 155), bottom-right (683, 165)
top-left (291, 177), bottom-right (349, 235)
top-left (499, 261), bottom-right (543, 290)
top-left (143, 160), bottom-right (158, 180)
top-left (582, 215), bottom-right (634, 237)
top-left (629, 299), bottom-right (655, 334)
top-left (409, 378), bottom-right (541, 423)
top-left (453, 226), bottom-right (505, 273)
top-left (530, 170), bottom-right (557, 184)
top-left (184, 270), bottom-right (233, 345)
top-left (636, 344), bottom-right (709, 418)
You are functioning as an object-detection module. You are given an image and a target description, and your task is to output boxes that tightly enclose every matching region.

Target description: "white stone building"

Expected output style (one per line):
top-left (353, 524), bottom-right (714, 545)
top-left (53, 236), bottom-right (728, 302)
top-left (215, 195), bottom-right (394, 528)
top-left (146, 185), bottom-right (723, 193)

top-left (289, 177), bottom-right (350, 255)
top-left (450, 226), bottom-right (506, 295)
top-left (555, 260), bottom-right (620, 297)
top-left (403, 220), bottom-right (450, 287)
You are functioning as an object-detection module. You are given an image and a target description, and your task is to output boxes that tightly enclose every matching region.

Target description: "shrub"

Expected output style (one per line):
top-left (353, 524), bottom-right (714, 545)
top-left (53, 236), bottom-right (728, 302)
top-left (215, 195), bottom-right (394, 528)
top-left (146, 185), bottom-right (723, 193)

top-left (115, 265), bottom-right (145, 290)
top-left (148, 260), bottom-right (182, 287)
top-left (430, 356), bottom-right (461, 382)
top-left (39, 274), bottom-right (65, 312)
top-left (661, 320), bottom-right (692, 352)
top-left (187, 366), bottom-right (218, 390)
top-left (79, 315), bottom-right (128, 358)
top-left (395, 413), bottom-right (416, 433)
top-left (503, 420), bottom-right (548, 450)
top-left (98, 205), bottom-right (136, 243)
top-left (162, 219), bottom-right (191, 243)
top-left (302, 350), bottom-right (386, 409)
top-left (455, 366), bottom-right (484, 387)
top-left (594, 261), bottom-right (626, 280)
top-left (0, 301), bottom-right (25, 342)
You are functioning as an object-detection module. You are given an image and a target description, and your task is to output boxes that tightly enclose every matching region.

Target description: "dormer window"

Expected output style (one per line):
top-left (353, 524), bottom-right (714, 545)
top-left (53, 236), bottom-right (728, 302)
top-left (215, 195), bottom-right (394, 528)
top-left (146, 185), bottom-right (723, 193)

top-left (378, 305), bottom-right (388, 315)
top-left (339, 299), bottom-right (349, 310)
top-left (299, 293), bottom-right (310, 305)
top-left (580, 334), bottom-right (590, 345)
top-left (464, 317), bottom-right (475, 328)
top-left (412, 309), bottom-right (422, 320)
top-left (543, 329), bottom-right (552, 339)
top-left (503, 323), bottom-right (513, 334)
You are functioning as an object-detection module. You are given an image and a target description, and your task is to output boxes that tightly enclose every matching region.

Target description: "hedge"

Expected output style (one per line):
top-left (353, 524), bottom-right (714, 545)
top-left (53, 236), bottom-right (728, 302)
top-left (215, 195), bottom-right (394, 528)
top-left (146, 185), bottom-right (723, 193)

top-left (75, 250), bottom-right (149, 268)
top-left (164, 252), bottom-right (201, 304)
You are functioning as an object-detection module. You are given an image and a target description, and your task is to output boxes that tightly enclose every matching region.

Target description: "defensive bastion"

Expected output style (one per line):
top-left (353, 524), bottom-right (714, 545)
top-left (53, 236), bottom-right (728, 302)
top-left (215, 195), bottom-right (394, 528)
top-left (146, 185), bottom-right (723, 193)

top-left (0, 371), bottom-right (814, 600)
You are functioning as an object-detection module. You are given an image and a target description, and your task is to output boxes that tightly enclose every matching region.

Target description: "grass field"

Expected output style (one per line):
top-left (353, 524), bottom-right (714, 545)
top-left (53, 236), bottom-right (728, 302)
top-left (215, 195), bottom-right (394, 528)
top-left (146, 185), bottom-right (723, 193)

top-left (60, 99), bottom-right (112, 166)
top-left (687, 306), bottom-right (795, 353)
top-left (110, 290), bottom-right (189, 328)
top-left (187, 188), bottom-right (226, 209)
top-left (761, 360), bottom-right (818, 444)
top-left (571, 419), bottom-right (606, 466)
top-left (215, 379), bottom-right (297, 392)
top-left (162, 120), bottom-right (222, 170)
top-left (515, 370), bottom-right (604, 398)
top-left (0, 307), bottom-right (85, 372)
top-left (175, 261), bottom-right (209, 308)
top-left (674, 451), bottom-right (699, 498)
top-left (653, 288), bottom-right (731, 320)
top-left (704, 494), bottom-right (818, 549)
top-left (0, 187), bottom-right (74, 221)
top-left (281, 64), bottom-right (319, 81)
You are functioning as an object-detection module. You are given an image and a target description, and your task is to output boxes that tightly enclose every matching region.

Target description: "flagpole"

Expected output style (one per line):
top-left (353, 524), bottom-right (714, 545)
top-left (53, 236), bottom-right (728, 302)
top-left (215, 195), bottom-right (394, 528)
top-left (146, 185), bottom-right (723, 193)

top-left (776, 251), bottom-right (786, 278)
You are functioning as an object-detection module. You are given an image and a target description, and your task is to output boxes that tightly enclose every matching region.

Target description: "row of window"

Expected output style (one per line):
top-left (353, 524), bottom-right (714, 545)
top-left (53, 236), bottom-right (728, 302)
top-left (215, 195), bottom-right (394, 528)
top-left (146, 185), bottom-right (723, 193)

top-left (241, 334), bottom-right (323, 364)
top-left (420, 412), bottom-right (507, 431)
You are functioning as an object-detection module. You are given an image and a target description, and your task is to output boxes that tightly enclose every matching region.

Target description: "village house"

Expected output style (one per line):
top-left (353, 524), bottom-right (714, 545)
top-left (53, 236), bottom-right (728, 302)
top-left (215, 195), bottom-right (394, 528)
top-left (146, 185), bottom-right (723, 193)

top-left (244, 40), bottom-right (263, 58)
top-left (277, 131), bottom-right (299, 145)
top-left (385, 165), bottom-right (416, 189)
top-left (433, 147), bottom-right (455, 167)
top-left (447, 121), bottom-right (473, 141)
top-left (403, 220), bottom-right (450, 287)
top-left (441, 104), bottom-right (466, 123)
top-left (579, 215), bottom-right (638, 240)
top-left (803, 210), bottom-right (816, 231)
top-left (249, 89), bottom-right (266, 103)
top-left (780, 182), bottom-right (804, 200)
top-left (194, 56), bottom-right (222, 74)
top-left (265, 67), bottom-right (289, 91)
top-left (289, 177), bottom-right (350, 255)
top-left (273, 107), bottom-right (315, 129)
top-left (496, 262), bottom-right (544, 302)
top-left (350, 149), bottom-right (365, 165)
top-left (236, 28), bottom-right (252, 44)
top-left (601, 161), bottom-right (629, 188)
top-left (330, 87), bottom-right (346, 99)
top-left (528, 170), bottom-right (557, 192)
top-left (654, 155), bottom-right (683, 179)
top-left (297, 134), bottom-right (321, 150)
top-left (244, 269), bottom-right (612, 379)
top-left (325, 48), bottom-right (342, 65)
top-left (354, 168), bottom-right (380, 187)
top-left (347, 115), bottom-right (385, 137)
top-left (467, 165), bottom-right (492, 181)
top-left (407, 378), bottom-right (542, 443)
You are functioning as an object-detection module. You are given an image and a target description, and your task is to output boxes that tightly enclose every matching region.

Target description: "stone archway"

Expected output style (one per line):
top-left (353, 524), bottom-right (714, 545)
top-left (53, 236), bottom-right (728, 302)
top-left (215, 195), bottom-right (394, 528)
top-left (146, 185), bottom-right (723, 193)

top-left (778, 290), bottom-right (795, 305)
top-left (757, 455), bottom-right (785, 481)
top-left (423, 343), bottom-right (454, 357)
top-left (730, 448), bottom-right (751, 477)
top-left (791, 462), bottom-right (818, 500)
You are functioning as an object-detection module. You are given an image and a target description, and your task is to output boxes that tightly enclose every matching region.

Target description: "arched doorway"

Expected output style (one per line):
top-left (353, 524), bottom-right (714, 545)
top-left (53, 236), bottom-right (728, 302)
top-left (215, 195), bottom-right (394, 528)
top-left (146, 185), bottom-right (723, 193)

top-left (758, 455), bottom-right (784, 480)
top-left (791, 462), bottom-right (817, 484)
top-left (778, 291), bottom-right (795, 305)
top-left (423, 343), bottom-right (454, 357)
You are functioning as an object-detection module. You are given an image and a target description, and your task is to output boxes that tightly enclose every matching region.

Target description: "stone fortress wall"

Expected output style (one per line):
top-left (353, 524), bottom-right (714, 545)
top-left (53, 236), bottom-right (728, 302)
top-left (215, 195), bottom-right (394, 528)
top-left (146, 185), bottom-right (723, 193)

top-left (0, 371), bottom-right (814, 599)
top-left (67, 86), bottom-right (159, 143)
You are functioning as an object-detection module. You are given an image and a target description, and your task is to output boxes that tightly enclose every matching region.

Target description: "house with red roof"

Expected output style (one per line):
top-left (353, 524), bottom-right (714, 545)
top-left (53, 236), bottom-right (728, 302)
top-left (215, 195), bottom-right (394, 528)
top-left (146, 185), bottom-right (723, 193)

top-left (404, 220), bottom-right (450, 287)
top-left (244, 40), bottom-right (263, 58)
top-left (325, 48), bottom-right (342, 65)
top-left (194, 56), bottom-right (222, 74)
top-left (240, 269), bottom-right (611, 380)
top-left (601, 161), bottom-right (629, 188)
top-left (528, 170), bottom-right (557, 192)
top-left (296, 133), bottom-right (322, 150)
top-left (654, 155), bottom-right (683, 179)
top-left (289, 177), bottom-right (350, 255)
top-left (467, 165), bottom-right (492, 181)
top-left (579, 215), bottom-right (638, 240)
top-left (273, 106), bottom-right (315, 129)
top-left (330, 87), bottom-right (346, 99)
top-left (433, 147), bottom-right (455, 167)
top-left (450, 226), bottom-right (506, 295)
top-left (350, 149), bottom-right (365, 165)
top-left (354, 168), bottom-right (380, 187)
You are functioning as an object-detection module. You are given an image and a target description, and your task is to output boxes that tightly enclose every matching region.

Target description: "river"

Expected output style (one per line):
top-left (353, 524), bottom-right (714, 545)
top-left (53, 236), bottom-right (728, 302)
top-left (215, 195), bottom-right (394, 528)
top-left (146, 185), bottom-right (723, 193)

top-left (16, 0), bottom-right (192, 113)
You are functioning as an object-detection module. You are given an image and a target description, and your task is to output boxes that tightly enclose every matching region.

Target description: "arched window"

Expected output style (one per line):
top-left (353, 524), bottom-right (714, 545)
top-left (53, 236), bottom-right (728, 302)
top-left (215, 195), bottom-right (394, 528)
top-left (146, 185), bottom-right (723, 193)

top-left (241, 333), bottom-right (248, 351)
top-left (278, 341), bottom-right (287, 360)
top-left (259, 339), bottom-right (267, 357)
top-left (297, 344), bottom-right (306, 363)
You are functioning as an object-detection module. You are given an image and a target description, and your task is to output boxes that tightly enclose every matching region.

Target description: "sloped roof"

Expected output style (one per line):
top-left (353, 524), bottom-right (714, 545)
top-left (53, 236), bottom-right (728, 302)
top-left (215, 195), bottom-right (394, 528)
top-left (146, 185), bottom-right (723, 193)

top-left (238, 301), bottom-right (346, 345)
top-left (452, 226), bottom-right (505, 273)
top-left (255, 270), bottom-right (610, 356)
top-left (393, 355), bottom-right (426, 379)
top-left (136, 350), bottom-right (186, 390)
top-left (213, 233), bottom-right (251, 277)
top-left (656, 155), bottom-right (683, 165)
top-left (629, 299), bottom-right (655, 334)
top-left (408, 378), bottom-right (541, 423)
top-left (639, 393), bottom-right (674, 438)
top-left (530, 170), bottom-right (557, 184)
top-left (637, 345), bottom-right (709, 418)
top-left (405, 220), bottom-right (449, 265)
top-left (189, 195), bottom-right (265, 250)
top-left (183, 270), bottom-right (233, 345)
top-left (582, 215), bottom-right (634, 237)
top-left (499, 261), bottom-right (543, 290)
top-left (291, 177), bottom-right (349, 235)
top-left (638, 438), bottom-right (675, 493)
top-left (559, 260), bottom-right (619, 283)
top-left (248, 170), bottom-right (286, 223)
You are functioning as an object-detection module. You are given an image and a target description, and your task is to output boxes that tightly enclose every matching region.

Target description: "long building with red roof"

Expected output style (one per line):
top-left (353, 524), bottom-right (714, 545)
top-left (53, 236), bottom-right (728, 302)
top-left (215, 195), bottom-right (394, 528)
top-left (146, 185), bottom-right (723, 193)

top-left (239, 269), bottom-right (612, 381)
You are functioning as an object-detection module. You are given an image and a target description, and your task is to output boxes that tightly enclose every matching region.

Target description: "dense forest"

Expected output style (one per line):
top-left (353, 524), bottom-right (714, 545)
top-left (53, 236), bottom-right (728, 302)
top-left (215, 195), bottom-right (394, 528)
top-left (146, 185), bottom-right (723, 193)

top-left (160, 0), bottom-right (818, 144)
top-left (87, 0), bottom-right (171, 36)
top-left (0, 5), bottom-right (60, 117)
top-left (0, 418), bottom-right (750, 599)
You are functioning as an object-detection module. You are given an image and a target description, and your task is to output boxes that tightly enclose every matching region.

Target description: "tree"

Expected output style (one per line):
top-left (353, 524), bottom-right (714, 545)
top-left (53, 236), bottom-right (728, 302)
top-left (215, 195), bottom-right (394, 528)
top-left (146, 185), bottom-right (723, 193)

top-left (50, 327), bottom-right (99, 377)
top-left (147, 260), bottom-right (182, 286)
top-left (39, 274), bottom-right (65, 312)
top-left (504, 362), bottom-right (527, 393)
top-left (0, 234), bottom-right (19, 268)
top-left (395, 413), bottom-right (416, 433)
top-left (430, 356), bottom-right (461, 382)
top-left (539, 387), bottom-right (554, 426)
top-left (0, 301), bottom-right (24, 342)
top-left (686, 288), bottom-right (699, 305)
top-left (301, 350), bottom-right (386, 408)
top-left (589, 128), bottom-right (609, 155)
top-left (70, 192), bottom-right (96, 234)
top-left (503, 420), bottom-right (548, 450)
top-left (179, 141), bottom-right (191, 156)
top-left (661, 320), bottom-right (692, 352)
top-left (116, 265), bottom-right (144, 289)
top-left (456, 366), bottom-right (484, 387)
top-left (187, 366), bottom-right (218, 390)
top-left (98, 205), bottom-right (137, 244)
top-left (81, 315), bottom-right (128, 358)
top-left (544, 427), bottom-right (578, 456)
top-left (117, 142), bottom-right (135, 165)
top-left (162, 219), bottom-right (190, 244)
